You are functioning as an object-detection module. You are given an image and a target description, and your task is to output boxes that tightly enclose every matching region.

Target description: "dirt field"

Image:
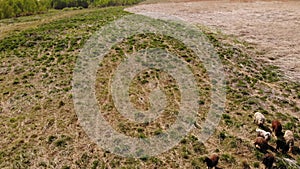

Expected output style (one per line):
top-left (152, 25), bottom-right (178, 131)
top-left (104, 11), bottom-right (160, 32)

top-left (126, 0), bottom-right (300, 82)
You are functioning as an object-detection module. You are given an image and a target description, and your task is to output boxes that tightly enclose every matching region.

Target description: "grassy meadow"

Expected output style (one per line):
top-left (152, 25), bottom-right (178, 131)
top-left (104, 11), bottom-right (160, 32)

top-left (0, 6), bottom-right (300, 169)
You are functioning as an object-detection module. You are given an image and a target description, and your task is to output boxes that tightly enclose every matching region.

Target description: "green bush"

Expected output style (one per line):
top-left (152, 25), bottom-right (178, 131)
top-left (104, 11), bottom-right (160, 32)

top-left (253, 162), bottom-right (259, 168)
top-left (51, 0), bottom-right (89, 10)
top-left (0, 0), bottom-right (142, 19)
top-left (0, 0), bottom-right (50, 19)
top-left (91, 0), bottom-right (142, 7)
top-left (221, 153), bottom-right (236, 163)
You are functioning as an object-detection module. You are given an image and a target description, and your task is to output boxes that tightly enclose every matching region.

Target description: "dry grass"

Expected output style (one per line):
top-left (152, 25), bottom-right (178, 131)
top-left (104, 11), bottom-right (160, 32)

top-left (0, 5), bottom-right (299, 169)
top-left (0, 8), bottom-right (101, 40)
top-left (126, 0), bottom-right (300, 82)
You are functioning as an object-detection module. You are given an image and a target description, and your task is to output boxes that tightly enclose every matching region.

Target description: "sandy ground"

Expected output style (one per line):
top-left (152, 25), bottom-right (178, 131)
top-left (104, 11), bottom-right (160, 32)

top-left (126, 0), bottom-right (300, 82)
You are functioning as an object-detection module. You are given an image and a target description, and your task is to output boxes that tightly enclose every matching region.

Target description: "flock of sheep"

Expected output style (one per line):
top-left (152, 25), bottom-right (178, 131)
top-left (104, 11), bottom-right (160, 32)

top-left (202, 112), bottom-right (296, 169)
top-left (253, 112), bottom-right (295, 169)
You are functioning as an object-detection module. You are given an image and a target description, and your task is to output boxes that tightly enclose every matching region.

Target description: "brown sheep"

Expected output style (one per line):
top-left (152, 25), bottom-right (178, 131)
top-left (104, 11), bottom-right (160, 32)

top-left (262, 153), bottom-right (275, 169)
top-left (271, 120), bottom-right (283, 137)
top-left (203, 154), bottom-right (219, 169)
top-left (254, 137), bottom-right (269, 152)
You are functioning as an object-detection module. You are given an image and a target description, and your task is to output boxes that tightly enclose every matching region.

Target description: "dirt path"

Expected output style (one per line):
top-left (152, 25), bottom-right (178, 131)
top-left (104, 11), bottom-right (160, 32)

top-left (126, 0), bottom-right (300, 82)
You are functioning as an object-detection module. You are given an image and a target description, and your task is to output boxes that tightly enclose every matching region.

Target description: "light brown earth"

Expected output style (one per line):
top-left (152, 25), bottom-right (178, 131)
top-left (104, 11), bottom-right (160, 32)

top-left (126, 0), bottom-right (300, 82)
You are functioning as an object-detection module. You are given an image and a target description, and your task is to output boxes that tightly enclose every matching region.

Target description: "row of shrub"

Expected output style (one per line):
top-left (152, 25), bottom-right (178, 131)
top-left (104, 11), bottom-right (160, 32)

top-left (91, 0), bottom-right (143, 7)
top-left (51, 0), bottom-right (142, 9)
top-left (0, 0), bottom-right (50, 19)
top-left (51, 0), bottom-right (89, 9)
top-left (0, 0), bottom-right (142, 19)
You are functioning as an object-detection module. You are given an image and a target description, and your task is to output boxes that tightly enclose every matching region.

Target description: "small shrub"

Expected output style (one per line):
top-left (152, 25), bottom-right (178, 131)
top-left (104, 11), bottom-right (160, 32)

top-left (138, 133), bottom-right (146, 139)
top-left (61, 166), bottom-right (70, 169)
top-left (38, 162), bottom-right (47, 167)
top-left (219, 131), bottom-right (226, 140)
top-left (276, 112), bottom-right (288, 121)
top-left (137, 128), bottom-right (144, 133)
top-left (47, 135), bottom-right (57, 143)
top-left (91, 160), bottom-right (99, 169)
top-left (13, 78), bottom-right (20, 85)
top-left (222, 114), bottom-right (231, 120)
top-left (154, 129), bottom-right (163, 135)
top-left (180, 138), bottom-right (187, 144)
top-left (253, 162), bottom-right (259, 168)
top-left (54, 135), bottom-right (71, 147)
top-left (284, 122), bottom-right (296, 130)
top-left (193, 142), bottom-right (207, 154)
top-left (140, 156), bottom-right (149, 162)
top-left (221, 154), bottom-right (236, 163)
top-left (181, 146), bottom-right (190, 159)
top-left (58, 101), bottom-right (65, 108)
top-left (9, 118), bottom-right (17, 123)
top-left (276, 158), bottom-right (288, 169)
top-left (254, 150), bottom-right (264, 160)
top-left (225, 119), bottom-right (233, 126)
top-left (242, 161), bottom-right (251, 169)
top-left (198, 100), bottom-right (205, 105)
top-left (150, 157), bottom-right (162, 165)
top-left (55, 139), bottom-right (67, 147)
top-left (191, 158), bottom-right (201, 169)
top-left (229, 140), bottom-right (237, 148)
top-left (296, 157), bottom-right (300, 166)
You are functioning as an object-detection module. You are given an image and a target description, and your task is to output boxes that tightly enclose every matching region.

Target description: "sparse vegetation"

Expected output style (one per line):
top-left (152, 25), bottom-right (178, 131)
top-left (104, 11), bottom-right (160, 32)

top-left (0, 3), bottom-right (300, 169)
top-left (221, 153), bottom-right (236, 164)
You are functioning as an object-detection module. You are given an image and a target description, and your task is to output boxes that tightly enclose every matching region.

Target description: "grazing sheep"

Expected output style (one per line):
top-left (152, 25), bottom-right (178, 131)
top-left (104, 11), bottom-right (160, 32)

top-left (254, 112), bottom-right (265, 127)
top-left (262, 153), bottom-right (275, 169)
top-left (254, 137), bottom-right (269, 152)
top-left (256, 128), bottom-right (271, 141)
top-left (271, 120), bottom-right (283, 137)
top-left (203, 154), bottom-right (219, 169)
top-left (284, 130), bottom-right (294, 152)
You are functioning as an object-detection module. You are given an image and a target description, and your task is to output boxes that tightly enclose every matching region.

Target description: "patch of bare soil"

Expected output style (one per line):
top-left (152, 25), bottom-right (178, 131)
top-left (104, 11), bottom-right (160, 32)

top-left (126, 0), bottom-right (300, 82)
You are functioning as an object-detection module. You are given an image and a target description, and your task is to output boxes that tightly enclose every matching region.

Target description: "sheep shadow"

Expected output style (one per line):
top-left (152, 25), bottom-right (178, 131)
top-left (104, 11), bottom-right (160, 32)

top-left (255, 144), bottom-right (276, 154)
top-left (274, 146), bottom-right (295, 160)
top-left (268, 145), bottom-right (277, 153)
top-left (275, 152), bottom-right (294, 160)
top-left (292, 146), bottom-right (300, 155)
top-left (260, 125), bottom-right (272, 133)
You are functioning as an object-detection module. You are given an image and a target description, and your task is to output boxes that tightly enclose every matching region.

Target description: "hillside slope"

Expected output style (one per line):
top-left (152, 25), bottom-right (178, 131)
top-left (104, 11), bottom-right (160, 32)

top-left (0, 6), bottom-right (300, 169)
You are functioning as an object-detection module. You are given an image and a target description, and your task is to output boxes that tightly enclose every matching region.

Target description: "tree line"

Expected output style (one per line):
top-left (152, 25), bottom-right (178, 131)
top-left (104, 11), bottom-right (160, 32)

top-left (0, 0), bottom-right (50, 19)
top-left (0, 0), bottom-right (142, 19)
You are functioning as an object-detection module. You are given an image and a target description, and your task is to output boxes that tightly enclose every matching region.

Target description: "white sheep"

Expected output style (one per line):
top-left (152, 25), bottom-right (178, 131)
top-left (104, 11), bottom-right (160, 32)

top-left (284, 130), bottom-right (294, 152)
top-left (256, 128), bottom-right (271, 141)
top-left (254, 112), bottom-right (265, 127)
